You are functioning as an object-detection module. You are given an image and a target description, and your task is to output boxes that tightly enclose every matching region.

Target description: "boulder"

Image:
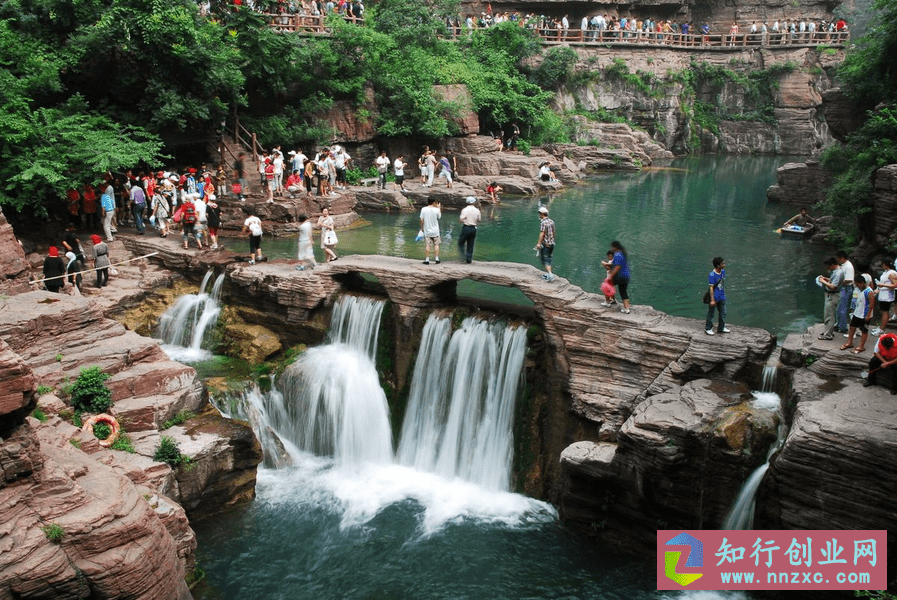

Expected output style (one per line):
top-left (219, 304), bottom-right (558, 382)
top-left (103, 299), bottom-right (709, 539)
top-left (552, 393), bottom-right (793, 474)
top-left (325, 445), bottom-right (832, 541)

top-left (0, 208), bottom-right (31, 295)
top-left (766, 160), bottom-right (830, 206)
top-left (221, 323), bottom-right (283, 365)
top-left (560, 379), bottom-right (779, 553)
top-left (0, 417), bottom-right (192, 600)
top-left (166, 408), bottom-right (263, 520)
top-left (433, 85), bottom-right (479, 135)
top-left (758, 369), bottom-right (897, 565)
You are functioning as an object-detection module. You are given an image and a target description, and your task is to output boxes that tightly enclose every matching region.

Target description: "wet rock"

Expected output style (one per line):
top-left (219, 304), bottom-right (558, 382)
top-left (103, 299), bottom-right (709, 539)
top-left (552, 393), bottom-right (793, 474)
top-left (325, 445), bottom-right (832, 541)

top-left (766, 160), bottom-right (830, 206)
top-left (758, 369), bottom-right (897, 559)
top-left (560, 379), bottom-right (779, 553)
top-left (221, 323), bottom-right (283, 365)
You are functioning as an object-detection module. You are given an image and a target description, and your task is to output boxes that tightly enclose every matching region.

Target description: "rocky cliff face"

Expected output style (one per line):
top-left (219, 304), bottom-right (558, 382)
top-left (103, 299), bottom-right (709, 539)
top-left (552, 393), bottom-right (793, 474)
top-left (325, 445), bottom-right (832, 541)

top-left (0, 207), bottom-right (263, 597)
top-left (548, 46), bottom-right (841, 156)
top-left (757, 368), bottom-right (896, 579)
top-left (0, 339), bottom-right (193, 600)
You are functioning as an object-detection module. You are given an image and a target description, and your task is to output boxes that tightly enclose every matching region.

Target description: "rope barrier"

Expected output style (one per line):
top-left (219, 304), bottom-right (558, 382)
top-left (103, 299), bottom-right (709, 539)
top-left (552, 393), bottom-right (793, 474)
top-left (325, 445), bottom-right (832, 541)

top-left (30, 252), bottom-right (160, 286)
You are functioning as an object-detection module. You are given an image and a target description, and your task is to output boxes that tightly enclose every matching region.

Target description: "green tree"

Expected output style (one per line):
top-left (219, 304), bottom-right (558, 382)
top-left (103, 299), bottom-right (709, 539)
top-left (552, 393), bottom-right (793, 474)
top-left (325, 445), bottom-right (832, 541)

top-left (835, 0), bottom-right (897, 105)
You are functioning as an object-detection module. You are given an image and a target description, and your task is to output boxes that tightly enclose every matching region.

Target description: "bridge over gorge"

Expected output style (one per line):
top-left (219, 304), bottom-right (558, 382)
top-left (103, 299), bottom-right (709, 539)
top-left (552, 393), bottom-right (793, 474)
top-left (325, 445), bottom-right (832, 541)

top-left (262, 13), bottom-right (849, 49)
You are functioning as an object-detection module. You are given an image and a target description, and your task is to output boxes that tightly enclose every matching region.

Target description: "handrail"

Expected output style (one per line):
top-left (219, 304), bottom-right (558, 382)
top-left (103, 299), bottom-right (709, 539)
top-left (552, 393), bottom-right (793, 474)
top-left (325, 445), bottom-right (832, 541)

top-left (261, 13), bottom-right (849, 47)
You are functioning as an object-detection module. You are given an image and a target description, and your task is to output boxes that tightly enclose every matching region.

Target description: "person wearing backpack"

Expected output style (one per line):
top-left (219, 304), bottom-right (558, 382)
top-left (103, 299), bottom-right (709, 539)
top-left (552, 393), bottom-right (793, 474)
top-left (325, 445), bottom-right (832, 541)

top-left (181, 194), bottom-right (202, 249)
top-left (129, 181), bottom-right (146, 234)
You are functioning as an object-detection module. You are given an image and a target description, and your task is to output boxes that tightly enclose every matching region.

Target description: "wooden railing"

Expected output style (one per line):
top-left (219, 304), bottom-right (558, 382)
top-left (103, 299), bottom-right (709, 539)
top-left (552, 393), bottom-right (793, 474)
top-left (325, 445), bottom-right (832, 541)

top-left (528, 28), bottom-right (850, 47)
top-left (263, 13), bottom-right (849, 47)
top-left (263, 13), bottom-right (364, 34)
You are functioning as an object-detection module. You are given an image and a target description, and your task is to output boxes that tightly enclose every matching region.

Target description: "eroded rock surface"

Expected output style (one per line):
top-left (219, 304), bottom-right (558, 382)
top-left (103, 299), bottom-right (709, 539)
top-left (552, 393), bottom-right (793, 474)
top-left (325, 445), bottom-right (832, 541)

top-left (758, 369), bottom-right (897, 560)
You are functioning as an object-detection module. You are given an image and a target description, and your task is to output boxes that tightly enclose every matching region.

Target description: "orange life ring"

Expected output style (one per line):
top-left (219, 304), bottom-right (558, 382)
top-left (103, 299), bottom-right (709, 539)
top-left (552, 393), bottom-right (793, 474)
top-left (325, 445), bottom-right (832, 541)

top-left (81, 413), bottom-right (121, 447)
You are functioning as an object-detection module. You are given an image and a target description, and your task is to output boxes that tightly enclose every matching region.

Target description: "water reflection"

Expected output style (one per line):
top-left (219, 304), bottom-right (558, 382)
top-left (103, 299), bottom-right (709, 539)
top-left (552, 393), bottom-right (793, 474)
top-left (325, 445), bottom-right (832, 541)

top-left (242, 156), bottom-right (828, 336)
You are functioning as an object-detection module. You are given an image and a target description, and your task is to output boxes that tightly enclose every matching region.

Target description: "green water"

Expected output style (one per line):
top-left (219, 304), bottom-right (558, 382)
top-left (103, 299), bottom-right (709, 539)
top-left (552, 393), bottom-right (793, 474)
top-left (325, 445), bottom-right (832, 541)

top-left (236, 155), bottom-right (829, 337)
top-left (195, 156), bottom-right (815, 599)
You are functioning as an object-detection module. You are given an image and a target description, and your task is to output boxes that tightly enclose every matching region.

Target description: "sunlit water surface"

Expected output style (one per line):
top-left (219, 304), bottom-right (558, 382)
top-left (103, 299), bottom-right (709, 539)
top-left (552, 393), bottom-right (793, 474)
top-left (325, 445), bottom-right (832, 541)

top-left (198, 156), bottom-right (819, 599)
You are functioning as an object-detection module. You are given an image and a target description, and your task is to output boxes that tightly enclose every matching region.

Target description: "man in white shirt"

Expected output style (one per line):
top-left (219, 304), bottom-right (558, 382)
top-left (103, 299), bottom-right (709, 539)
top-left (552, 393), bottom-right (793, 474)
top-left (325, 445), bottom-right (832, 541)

top-left (458, 196), bottom-right (481, 263)
top-left (419, 198), bottom-right (441, 265)
top-left (836, 250), bottom-right (855, 333)
top-left (393, 155), bottom-right (408, 192)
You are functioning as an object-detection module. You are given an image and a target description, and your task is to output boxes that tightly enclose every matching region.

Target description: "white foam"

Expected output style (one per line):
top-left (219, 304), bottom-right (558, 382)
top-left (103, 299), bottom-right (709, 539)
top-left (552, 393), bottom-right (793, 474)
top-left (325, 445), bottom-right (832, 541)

top-left (750, 391), bottom-right (780, 411)
top-left (255, 454), bottom-right (557, 537)
top-left (161, 344), bottom-right (213, 363)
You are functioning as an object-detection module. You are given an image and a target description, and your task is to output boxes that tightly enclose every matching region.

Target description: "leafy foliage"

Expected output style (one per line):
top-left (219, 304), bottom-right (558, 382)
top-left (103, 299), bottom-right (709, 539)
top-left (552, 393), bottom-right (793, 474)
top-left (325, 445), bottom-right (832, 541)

top-left (69, 366), bottom-right (112, 414)
top-left (161, 410), bottom-right (195, 430)
top-left (92, 423), bottom-right (112, 440)
top-left (835, 0), bottom-right (897, 105)
top-left (819, 106), bottom-right (897, 245)
top-left (529, 47), bottom-right (578, 89)
top-left (111, 432), bottom-right (136, 453)
top-left (42, 523), bottom-right (64, 543)
top-left (154, 435), bottom-right (186, 467)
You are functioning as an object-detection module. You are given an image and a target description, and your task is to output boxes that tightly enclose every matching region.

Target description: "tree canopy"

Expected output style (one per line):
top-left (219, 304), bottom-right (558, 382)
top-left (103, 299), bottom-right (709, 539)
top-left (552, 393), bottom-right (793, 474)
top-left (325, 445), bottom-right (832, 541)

top-left (819, 0), bottom-right (897, 247)
top-left (0, 0), bottom-right (570, 216)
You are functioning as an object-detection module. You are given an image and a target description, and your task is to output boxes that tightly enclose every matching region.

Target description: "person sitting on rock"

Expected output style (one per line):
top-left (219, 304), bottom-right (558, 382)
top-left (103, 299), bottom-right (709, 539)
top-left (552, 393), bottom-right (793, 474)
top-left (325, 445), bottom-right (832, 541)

top-left (864, 333), bottom-right (897, 394)
top-left (538, 162), bottom-right (557, 182)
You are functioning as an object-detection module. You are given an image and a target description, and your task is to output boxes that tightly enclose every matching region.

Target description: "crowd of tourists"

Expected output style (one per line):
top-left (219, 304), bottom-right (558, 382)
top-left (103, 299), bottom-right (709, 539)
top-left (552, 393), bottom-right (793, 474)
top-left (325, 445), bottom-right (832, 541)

top-left (252, 0), bottom-right (848, 47)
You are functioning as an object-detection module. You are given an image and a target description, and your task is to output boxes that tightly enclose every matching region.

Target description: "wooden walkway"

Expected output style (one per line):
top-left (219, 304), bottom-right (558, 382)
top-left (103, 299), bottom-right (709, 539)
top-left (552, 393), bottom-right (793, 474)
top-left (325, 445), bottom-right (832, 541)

top-left (262, 13), bottom-right (849, 48)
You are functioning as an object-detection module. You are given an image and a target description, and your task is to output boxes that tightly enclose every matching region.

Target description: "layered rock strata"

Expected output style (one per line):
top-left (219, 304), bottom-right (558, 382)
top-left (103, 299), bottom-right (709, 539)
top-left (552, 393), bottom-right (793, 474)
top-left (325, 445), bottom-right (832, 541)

top-left (757, 369), bottom-right (897, 572)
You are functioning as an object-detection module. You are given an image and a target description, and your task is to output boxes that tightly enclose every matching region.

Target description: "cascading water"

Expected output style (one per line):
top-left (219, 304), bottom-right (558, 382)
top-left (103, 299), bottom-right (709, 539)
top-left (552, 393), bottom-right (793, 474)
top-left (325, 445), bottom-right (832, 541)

top-left (157, 271), bottom-right (225, 362)
top-left (327, 295), bottom-right (385, 357)
top-left (397, 315), bottom-right (527, 491)
top-left (214, 296), bottom-right (552, 538)
top-left (722, 364), bottom-right (787, 530)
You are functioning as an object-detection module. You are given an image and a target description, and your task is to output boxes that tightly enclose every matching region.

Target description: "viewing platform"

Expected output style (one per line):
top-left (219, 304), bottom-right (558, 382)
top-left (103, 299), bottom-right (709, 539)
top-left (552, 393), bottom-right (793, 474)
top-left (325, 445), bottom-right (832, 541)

top-left (262, 13), bottom-right (849, 48)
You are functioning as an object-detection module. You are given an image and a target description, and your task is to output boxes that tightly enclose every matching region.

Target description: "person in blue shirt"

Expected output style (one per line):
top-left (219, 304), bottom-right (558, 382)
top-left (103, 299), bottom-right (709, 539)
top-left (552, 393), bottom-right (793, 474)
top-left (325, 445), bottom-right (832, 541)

top-left (607, 240), bottom-right (631, 313)
top-left (705, 257), bottom-right (729, 335)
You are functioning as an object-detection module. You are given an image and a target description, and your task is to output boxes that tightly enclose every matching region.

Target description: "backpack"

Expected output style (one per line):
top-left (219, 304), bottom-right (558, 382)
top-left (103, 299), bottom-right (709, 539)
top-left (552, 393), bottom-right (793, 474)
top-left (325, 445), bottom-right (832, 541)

top-left (183, 203), bottom-right (197, 225)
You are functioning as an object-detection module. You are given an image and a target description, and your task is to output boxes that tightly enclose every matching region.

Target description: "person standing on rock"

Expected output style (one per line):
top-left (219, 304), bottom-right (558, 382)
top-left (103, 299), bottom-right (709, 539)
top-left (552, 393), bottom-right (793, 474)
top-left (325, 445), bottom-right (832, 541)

top-left (437, 152), bottom-right (453, 188)
top-left (425, 151), bottom-right (438, 187)
top-left (872, 258), bottom-right (897, 336)
top-left (394, 155), bottom-right (408, 192)
top-left (375, 151), bottom-right (390, 190)
top-left (607, 240), bottom-right (631, 313)
top-left (206, 196), bottom-right (221, 250)
top-left (296, 214), bottom-right (317, 270)
top-left (836, 250), bottom-right (855, 333)
top-left (863, 333), bottom-right (897, 394)
top-left (704, 257), bottom-right (729, 335)
top-left (317, 207), bottom-right (338, 262)
top-left (535, 206), bottom-right (556, 282)
top-left (458, 196), bottom-right (481, 264)
top-left (42, 246), bottom-right (66, 293)
top-left (91, 234), bottom-right (111, 288)
top-left (818, 257), bottom-right (844, 340)
top-left (242, 209), bottom-right (264, 265)
top-left (841, 275), bottom-right (874, 354)
top-left (420, 198), bottom-right (441, 265)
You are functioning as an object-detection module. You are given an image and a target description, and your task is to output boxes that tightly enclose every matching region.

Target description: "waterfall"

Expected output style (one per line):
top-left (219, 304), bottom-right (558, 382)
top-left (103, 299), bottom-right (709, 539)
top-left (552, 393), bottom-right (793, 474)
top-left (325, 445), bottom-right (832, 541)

top-left (210, 297), bottom-right (552, 534)
top-left (396, 315), bottom-right (527, 491)
top-left (327, 295), bottom-right (385, 358)
top-left (259, 344), bottom-right (394, 466)
top-left (722, 364), bottom-right (786, 530)
top-left (157, 271), bottom-right (225, 362)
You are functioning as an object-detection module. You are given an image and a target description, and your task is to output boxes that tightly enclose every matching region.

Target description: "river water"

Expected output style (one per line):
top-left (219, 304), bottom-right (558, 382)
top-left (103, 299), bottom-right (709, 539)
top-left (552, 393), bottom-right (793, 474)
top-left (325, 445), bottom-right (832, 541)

top-left (195, 156), bottom-right (818, 599)
top-left (247, 155), bottom-right (829, 337)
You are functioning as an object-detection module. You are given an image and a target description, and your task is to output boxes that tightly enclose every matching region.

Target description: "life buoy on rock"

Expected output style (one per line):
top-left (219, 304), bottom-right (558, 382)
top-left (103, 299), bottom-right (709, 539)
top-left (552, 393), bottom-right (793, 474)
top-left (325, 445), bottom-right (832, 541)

top-left (81, 413), bottom-right (121, 447)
